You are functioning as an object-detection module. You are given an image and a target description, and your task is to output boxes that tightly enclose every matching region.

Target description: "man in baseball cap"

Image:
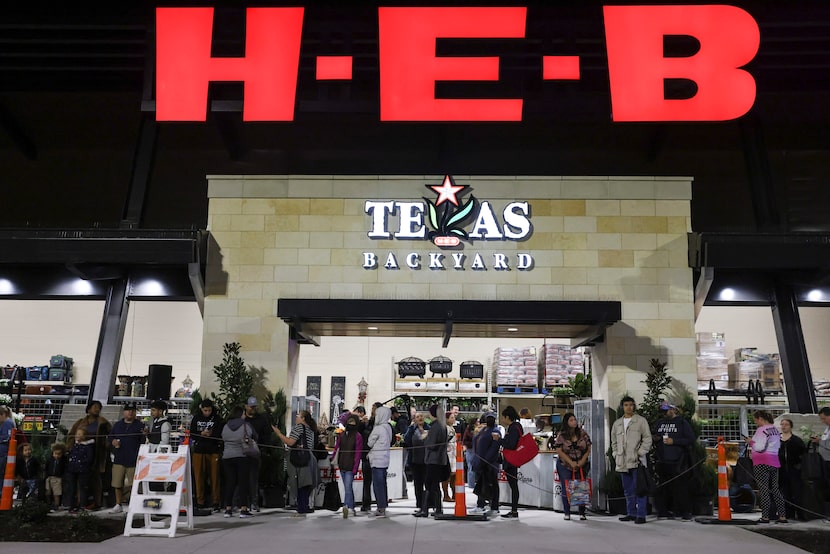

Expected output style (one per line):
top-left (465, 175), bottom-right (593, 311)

top-left (654, 400), bottom-right (694, 520)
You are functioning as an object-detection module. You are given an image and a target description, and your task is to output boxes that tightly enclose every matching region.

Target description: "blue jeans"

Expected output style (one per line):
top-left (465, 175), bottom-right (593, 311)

top-left (341, 470), bottom-right (355, 509)
top-left (556, 461), bottom-right (586, 516)
top-left (620, 469), bottom-right (647, 518)
top-left (371, 467), bottom-right (388, 510)
top-left (465, 450), bottom-right (477, 489)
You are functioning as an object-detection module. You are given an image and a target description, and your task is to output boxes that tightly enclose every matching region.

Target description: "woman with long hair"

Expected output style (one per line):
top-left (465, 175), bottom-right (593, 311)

top-left (553, 412), bottom-right (592, 520)
top-left (273, 410), bottom-right (320, 516)
top-left (500, 405), bottom-right (522, 518)
top-left (778, 417), bottom-right (806, 520)
top-left (749, 410), bottom-right (787, 523)
top-left (331, 413), bottom-right (363, 518)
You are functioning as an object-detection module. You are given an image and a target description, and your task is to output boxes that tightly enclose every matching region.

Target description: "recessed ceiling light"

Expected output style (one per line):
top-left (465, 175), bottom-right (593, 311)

top-left (367, 326), bottom-right (379, 331)
top-left (507, 327), bottom-right (518, 332)
top-left (719, 288), bottom-right (735, 301)
top-left (807, 289), bottom-right (823, 302)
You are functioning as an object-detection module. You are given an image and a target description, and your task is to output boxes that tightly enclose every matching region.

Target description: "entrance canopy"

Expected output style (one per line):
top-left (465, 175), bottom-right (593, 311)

top-left (277, 299), bottom-right (621, 348)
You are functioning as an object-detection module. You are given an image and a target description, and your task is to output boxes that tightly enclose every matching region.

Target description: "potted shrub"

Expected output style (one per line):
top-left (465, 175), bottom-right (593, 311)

top-left (260, 388), bottom-right (288, 508)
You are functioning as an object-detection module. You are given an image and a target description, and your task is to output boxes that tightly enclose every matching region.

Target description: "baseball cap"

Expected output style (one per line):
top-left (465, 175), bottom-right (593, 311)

top-left (247, 396), bottom-right (258, 407)
top-left (659, 401), bottom-right (676, 411)
top-left (123, 403), bottom-right (137, 411)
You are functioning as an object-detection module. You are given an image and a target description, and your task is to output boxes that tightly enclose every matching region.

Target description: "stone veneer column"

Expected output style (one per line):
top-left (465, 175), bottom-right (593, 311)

top-left (201, 175), bottom-right (694, 408)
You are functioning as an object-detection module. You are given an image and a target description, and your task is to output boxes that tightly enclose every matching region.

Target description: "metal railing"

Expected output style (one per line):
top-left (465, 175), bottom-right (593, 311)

top-left (696, 403), bottom-right (791, 445)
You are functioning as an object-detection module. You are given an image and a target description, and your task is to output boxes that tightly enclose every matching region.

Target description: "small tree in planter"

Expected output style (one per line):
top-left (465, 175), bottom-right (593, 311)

top-left (209, 342), bottom-right (254, 418)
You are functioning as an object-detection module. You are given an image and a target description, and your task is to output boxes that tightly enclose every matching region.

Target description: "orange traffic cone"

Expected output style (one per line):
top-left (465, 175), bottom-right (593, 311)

top-left (1, 435), bottom-right (18, 510)
top-left (695, 435), bottom-right (755, 526)
top-left (435, 433), bottom-right (486, 521)
top-left (716, 436), bottom-right (731, 522)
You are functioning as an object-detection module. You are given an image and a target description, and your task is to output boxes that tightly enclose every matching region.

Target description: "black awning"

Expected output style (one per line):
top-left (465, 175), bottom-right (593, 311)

top-left (277, 298), bottom-right (621, 347)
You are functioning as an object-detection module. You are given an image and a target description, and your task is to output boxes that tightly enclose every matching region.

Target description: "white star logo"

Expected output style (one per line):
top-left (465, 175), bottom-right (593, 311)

top-left (428, 175), bottom-right (465, 206)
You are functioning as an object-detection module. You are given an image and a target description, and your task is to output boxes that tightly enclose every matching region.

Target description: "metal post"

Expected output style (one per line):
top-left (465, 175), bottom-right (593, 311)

top-left (89, 278), bottom-right (131, 404)
top-left (770, 278), bottom-right (817, 413)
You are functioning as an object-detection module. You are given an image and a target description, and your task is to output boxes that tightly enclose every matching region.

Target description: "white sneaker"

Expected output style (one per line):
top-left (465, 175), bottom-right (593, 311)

top-left (369, 510), bottom-right (387, 518)
top-left (109, 504), bottom-right (123, 514)
top-left (469, 507), bottom-right (485, 514)
top-left (487, 509), bottom-right (500, 516)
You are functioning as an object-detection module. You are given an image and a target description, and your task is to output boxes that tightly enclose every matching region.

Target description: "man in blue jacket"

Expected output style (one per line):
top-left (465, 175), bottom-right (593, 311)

top-left (652, 401), bottom-right (695, 520)
top-left (108, 403), bottom-right (146, 513)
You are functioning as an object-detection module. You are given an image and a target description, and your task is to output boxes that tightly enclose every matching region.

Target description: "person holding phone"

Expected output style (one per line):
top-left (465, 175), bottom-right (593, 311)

top-left (749, 410), bottom-right (786, 523)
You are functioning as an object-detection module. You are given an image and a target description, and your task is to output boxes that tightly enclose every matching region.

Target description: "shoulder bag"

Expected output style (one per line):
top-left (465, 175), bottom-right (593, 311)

top-left (241, 423), bottom-right (261, 459)
top-left (565, 468), bottom-right (592, 507)
top-left (289, 425), bottom-right (311, 467)
top-left (502, 430), bottom-right (539, 468)
top-left (733, 445), bottom-right (756, 488)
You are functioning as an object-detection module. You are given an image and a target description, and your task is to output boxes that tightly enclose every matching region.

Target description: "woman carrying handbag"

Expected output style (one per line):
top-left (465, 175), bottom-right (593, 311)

top-left (500, 406), bottom-right (523, 519)
top-left (554, 412), bottom-right (592, 521)
top-left (274, 410), bottom-right (320, 517)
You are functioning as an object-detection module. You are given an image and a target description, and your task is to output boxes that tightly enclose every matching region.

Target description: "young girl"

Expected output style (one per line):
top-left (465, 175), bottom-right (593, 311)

top-left (66, 428), bottom-right (94, 513)
top-left (14, 443), bottom-right (41, 501)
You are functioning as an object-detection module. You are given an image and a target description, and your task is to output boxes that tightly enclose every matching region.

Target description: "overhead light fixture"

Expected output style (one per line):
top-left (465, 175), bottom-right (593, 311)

top-left (719, 288), bottom-right (735, 301)
top-left (367, 326), bottom-right (378, 331)
top-left (807, 289), bottom-right (823, 302)
top-left (0, 278), bottom-right (16, 295)
top-left (72, 279), bottom-right (94, 294)
top-left (507, 327), bottom-right (518, 332)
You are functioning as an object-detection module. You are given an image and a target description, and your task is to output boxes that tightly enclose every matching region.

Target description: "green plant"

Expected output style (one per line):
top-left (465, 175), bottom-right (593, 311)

top-left (260, 388), bottom-right (288, 491)
top-left (10, 501), bottom-right (50, 524)
top-left (209, 342), bottom-right (254, 419)
top-left (638, 358), bottom-right (672, 426)
top-left (188, 389), bottom-right (203, 416)
top-left (568, 371), bottom-right (592, 398)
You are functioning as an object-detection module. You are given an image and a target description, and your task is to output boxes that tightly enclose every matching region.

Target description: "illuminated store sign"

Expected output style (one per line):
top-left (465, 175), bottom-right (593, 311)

top-left (362, 175), bottom-right (534, 271)
top-left (156, 5), bottom-right (760, 123)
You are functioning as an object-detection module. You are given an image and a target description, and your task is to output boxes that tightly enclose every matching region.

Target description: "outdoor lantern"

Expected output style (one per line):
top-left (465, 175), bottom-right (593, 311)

top-left (357, 377), bottom-right (368, 404)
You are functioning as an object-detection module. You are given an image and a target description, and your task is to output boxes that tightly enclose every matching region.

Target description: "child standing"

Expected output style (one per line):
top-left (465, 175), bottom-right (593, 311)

top-left (44, 443), bottom-right (67, 511)
top-left (14, 443), bottom-right (41, 502)
top-left (66, 428), bottom-right (94, 513)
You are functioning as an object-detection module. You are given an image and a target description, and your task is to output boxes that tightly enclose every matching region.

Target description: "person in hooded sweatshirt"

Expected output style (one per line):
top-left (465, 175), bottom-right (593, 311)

top-left (417, 404), bottom-right (448, 518)
top-left (331, 413), bottom-right (363, 518)
top-left (221, 406), bottom-right (256, 519)
top-left (366, 405), bottom-right (393, 518)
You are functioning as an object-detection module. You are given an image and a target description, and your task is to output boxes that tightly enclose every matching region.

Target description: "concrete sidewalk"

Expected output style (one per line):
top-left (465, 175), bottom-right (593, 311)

top-left (6, 494), bottom-right (825, 554)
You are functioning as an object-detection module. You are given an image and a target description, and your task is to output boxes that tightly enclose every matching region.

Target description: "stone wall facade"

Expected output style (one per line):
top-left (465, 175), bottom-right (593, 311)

top-left (202, 175), bottom-right (694, 406)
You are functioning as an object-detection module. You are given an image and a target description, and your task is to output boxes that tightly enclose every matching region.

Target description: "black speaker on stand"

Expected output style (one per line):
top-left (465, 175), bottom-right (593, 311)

top-left (146, 364), bottom-right (173, 400)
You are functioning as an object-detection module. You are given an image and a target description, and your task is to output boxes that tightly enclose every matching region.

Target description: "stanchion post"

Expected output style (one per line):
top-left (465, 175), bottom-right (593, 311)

top-left (0, 436), bottom-right (18, 510)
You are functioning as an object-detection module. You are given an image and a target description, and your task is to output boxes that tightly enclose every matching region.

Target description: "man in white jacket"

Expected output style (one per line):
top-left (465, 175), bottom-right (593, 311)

top-left (611, 396), bottom-right (652, 524)
top-left (367, 406), bottom-right (393, 518)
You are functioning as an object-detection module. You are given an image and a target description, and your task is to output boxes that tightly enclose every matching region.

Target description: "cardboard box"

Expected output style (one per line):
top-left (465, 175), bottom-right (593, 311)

top-left (394, 380), bottom-right (427, 391)
top-left (728, 361), bottom-right (781, 390)
top-left (426, 378), bottom-right (457, 392)
top-left (458, 380), bottom-right (486, 392)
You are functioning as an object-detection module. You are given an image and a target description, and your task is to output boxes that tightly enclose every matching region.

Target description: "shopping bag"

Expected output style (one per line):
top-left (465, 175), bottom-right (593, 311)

top-left (565, 468), bottom-right (592, 506)
top-left (322, 478), bottom-right (342, 511)
top-left (733, 446), bottom-right (756, 488)
top-left (802, 443), bottom-right (824, 481)
top-left (502, 433), bottom-right (539, 468)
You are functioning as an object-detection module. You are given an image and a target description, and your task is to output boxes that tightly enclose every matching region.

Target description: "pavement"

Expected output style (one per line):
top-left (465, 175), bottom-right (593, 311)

top-left (7, 489), bottom-right (829, 554)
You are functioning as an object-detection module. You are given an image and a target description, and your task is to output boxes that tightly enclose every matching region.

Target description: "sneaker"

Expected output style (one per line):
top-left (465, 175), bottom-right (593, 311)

top-left (579, 514), bottom-right (587, 521)
top-left (291, 513), bottom-right (307, 518)
top-left (109, 504), bottom-right (124, 514)
top-left (564, 514), bottom-right (571, 521)
top-left (681, 514), bottom-right (693, 521)
top-left (487, 509), bottom-right (500, 517)
top-left (501, 511), bottom-right (519, 519)
top-left (369, 510), bottom-right (387, 518)
top-left (619, 515), bottom-right (636, 522)
top-left (212, 505), bottom-right (221, 513)
top-left (84, 503), bottom-right (99, 511)
top-left (635, 517), bottom-right (647, 524)
top-left (68, 507), bottom-right (80, 514)
top-left (343, 507), bottom-right (349, 519)
top-left (223, 510), bottom-right (233, 518)
top-left (469, 507), bottom-right (486, 515)
top-left (250, 504), bottom-right (260, 513)
top-left (239, 510), bottom-right (253, 519)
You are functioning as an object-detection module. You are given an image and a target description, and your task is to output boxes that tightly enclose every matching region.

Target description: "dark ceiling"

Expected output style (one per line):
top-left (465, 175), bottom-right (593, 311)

top-left (0, 1), bottom-right (829, 233)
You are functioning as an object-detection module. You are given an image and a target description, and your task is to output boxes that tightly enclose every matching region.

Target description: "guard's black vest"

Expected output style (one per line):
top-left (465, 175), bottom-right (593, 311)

top-left (148, 417), bottom-right (170, 445)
